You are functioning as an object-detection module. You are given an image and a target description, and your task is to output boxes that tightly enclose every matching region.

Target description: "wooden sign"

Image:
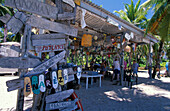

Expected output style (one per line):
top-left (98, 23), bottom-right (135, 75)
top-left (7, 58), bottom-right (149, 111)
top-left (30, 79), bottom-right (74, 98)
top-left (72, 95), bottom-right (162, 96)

top-left (31, 76), bottom-right (40, 95)
top-left (46, 89), bottom-right (74, 103)
top-left (68, 75), bottom-right (75, 82)
top-left (58, 70), bottom-right (64, 86)
top-left (6, 78), bottom-right (24, 92)
top-left (5, 0), bottom-right (58, 19)
top-left (58, 12), bottom-right (75, 20)
top-left (62, 0), bottom-right (75, 7)
top-left (6, 12), bottom-right (27, 34)
top-left (32, 39), bottom-right (66, 46)
top-left (63, 69), bottom-right (68, 84)
top-left (39, 74), bottom-right (46, 92)
top-left (31, 34), bottom-right (68, 40)
top-left (77, 67), bottom-right (81, 79)
top-left (52, 71), bottom-right (58, 89)
top-left (81, 34), bottom-right (92, 47)
top-left (35, 44), bottom-right (65, 53)
top-left (0, 57), bottom-right (41, 68)
top-left (26, 15), bottom-right (78, 37)
top-left (61, 105), bottom-right (78, 111)
top-left (0, 14), bottom-right (11, 23)
top-left (24, 77), bottom-right (32, 97)
top-left (25, 51), bottom-right (66, 76)
top-left (45, 98), bottom-right (78, 110)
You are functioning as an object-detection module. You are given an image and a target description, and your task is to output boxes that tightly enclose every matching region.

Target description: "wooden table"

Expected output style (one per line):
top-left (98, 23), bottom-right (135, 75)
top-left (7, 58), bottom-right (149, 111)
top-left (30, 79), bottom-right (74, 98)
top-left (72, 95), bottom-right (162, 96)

top-left (80, 74), bottom-right (103, 89)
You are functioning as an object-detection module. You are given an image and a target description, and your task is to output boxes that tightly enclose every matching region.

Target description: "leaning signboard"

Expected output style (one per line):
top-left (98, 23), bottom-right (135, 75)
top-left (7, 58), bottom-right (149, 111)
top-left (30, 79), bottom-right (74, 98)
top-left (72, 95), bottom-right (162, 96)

top-left (5, 0), bottom-right (58, 19)
top-left (25, 51), bottom-right (66, 76)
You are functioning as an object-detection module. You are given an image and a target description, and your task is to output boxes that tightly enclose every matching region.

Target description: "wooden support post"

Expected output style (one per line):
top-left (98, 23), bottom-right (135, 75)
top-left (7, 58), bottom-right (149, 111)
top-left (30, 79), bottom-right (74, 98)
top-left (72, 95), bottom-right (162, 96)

top-left (148, 41), bottom-right (152, 79)
top-left (120, 34), bottom-right (124, 86)
top-left (16, 25), bottom-right (31, 111)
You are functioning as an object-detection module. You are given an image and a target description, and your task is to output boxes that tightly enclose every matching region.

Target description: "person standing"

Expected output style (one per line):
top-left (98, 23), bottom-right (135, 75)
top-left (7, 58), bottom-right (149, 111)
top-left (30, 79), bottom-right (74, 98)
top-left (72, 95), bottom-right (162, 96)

top-left (132, 60), bottom-right (139, 84)
top-left (112, 58), bottom-right (120, 85)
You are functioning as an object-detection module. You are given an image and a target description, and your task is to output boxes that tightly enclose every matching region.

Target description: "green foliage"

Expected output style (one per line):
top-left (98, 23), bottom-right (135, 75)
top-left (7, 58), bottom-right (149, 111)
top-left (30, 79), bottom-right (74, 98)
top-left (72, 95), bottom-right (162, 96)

top-left (114, 0), bottom-right (150, 28)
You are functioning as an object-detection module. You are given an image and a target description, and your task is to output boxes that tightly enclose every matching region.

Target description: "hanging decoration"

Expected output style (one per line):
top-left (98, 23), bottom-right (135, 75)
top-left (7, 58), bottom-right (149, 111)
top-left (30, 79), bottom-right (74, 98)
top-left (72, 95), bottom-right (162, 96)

top-left (81, 34), bottom-right (92, 47)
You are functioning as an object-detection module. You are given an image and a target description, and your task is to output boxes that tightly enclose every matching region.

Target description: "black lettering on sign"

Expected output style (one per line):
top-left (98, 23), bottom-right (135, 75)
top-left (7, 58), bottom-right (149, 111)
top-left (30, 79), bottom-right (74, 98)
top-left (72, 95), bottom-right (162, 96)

top-left (26, 83), bottom-right (31, 92)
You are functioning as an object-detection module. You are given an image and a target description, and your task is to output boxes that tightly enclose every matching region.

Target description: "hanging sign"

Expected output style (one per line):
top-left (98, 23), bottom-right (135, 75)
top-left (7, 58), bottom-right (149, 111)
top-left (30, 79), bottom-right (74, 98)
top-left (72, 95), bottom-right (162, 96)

top-left (39, 74), bottom-right (46, 92)
top-left (31, 76), bottom-right (40, 95)
top-left (24, 77), bottom-right (32, 97)
top-left (77, 67), bottom-right (81, 79)
top-left (63, 69), bottom-right (68, 84)
top-left (35, 44), bottom-right (64, 53)
top-left (58, 70), bottom-right (64, 86)
top-left (52, 71), bottom-right (58, 89)
top-left (81, 34), bottom-right (92, 47)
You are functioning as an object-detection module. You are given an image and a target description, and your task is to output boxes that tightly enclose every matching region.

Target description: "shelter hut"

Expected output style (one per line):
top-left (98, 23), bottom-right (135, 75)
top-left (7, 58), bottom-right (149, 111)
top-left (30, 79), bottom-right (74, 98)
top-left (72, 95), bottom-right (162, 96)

top-left (67, 0), bottom-right (159, 85)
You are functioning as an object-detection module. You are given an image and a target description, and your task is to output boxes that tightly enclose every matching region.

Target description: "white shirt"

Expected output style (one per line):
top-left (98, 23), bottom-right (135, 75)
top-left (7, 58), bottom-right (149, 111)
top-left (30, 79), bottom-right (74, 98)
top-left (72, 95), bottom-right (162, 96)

top-left (113, 60), bottom-right (120, 70)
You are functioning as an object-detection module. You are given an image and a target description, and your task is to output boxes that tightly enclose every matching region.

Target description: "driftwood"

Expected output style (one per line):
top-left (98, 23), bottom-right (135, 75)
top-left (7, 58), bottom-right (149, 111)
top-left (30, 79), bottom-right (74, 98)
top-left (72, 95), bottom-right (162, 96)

top-left (0, 57), bottom-right (41, 68)
top-left (6, 78), bottom-right (24, 92)
top-left (26, 15), bottom-right (78, 37)
top-left (46, 89), bottom-right (74, 103)
top-left (32, 39), bottom-right (66, 46)
top-left (5, 0), bottom-right (58, 19)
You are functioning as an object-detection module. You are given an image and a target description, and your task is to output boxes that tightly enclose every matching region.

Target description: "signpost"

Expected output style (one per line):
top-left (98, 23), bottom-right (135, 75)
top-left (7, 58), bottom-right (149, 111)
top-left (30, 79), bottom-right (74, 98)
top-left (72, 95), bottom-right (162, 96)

top-left (6, 78), bottom-right (24, 92)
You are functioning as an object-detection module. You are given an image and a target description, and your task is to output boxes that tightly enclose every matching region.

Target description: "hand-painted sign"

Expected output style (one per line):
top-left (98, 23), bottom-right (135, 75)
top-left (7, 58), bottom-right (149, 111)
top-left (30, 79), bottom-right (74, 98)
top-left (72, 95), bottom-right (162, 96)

top-left (25, 51), bottom-right (66, 76)
top-left (0, 57), bottom-right (41, 68)
top-left (5, 0), bottom-right (58, 19)
top-left (52, 71), bottom-right (58, 89)
top-left (35, 44), bottom-right (64, 53)
top-left (77, 67), bottom-right (81, 79)
top-left (45, 98), bottom-right (78, 110)
top-left (26, 15), bottom-right (78, 37)
top-left (31, 76), bottom-right (40, 95)
top-left (39, 74), bottom-right (46, 92)
top-left (58, 70), bottom-right (64, 86)
top-left (24, 77), bottom-right (32, 97)
top-left (63, 69), bottom-right (68, 84)
top-left (46, 89), bottom-right (74, 103)
top-left (6, 78), bottom-right (24, 92)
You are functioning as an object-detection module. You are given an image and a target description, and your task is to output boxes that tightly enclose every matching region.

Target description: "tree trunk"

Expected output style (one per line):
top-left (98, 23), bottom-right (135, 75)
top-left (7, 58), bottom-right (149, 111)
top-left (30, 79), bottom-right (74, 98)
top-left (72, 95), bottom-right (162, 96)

top-left (152, 40), bottom-right (164, 79)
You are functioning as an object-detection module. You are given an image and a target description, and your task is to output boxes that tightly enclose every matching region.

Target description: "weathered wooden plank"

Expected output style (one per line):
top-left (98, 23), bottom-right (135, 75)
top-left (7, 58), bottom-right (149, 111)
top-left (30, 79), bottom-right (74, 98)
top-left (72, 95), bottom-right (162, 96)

top-left (6, 78), bottom-right (24, 92)
top-left (68, 74), bottom-right (75, 82)
top-left (31, 34), bottom-right (67, 40)
top-left (26, 15), bottom-right (78, 37)
top-left (32, 39), bottom-right (66, 46)
top-left (5, 0), bottom-right (58, 19)
top-left (0, 57), bottom-right (41, 68)
top-left (46, 89), bottom-right (74, 103)
top-left (6, 12), bottom-right (27, 34)
top-left (0, 14), bottom-right (11, 23)
top-left (10, 45), bottom-right (21, 53)
top-left (35, 44), bottom-right (64, 53)
top-left (58, 12), bottom-right (75, 20)
top-left (61, 105), bottom-right (78, 111)
top-left (45, 98), bottom-right (78, 110)
top-left (25, 51), bottom-right (66, 75)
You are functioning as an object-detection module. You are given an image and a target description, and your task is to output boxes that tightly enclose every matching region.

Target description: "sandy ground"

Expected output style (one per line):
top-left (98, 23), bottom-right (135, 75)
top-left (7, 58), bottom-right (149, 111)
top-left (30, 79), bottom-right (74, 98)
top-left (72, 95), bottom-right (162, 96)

top-left (0, 70), bottom-right (170, 111)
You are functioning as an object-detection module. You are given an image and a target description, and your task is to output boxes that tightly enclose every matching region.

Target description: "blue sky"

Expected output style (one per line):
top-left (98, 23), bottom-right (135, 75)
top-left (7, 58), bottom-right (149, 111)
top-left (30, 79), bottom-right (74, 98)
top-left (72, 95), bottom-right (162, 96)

top-left (90, 0), bottom-right (153, 19)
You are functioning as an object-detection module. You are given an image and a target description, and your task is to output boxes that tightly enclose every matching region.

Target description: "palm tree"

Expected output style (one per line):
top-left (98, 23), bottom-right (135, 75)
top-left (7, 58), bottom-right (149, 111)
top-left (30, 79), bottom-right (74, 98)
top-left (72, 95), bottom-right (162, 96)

top-left (142, 0), bottom-right (170, 78)
top-left (114, 0), bottom-right (150, 28)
